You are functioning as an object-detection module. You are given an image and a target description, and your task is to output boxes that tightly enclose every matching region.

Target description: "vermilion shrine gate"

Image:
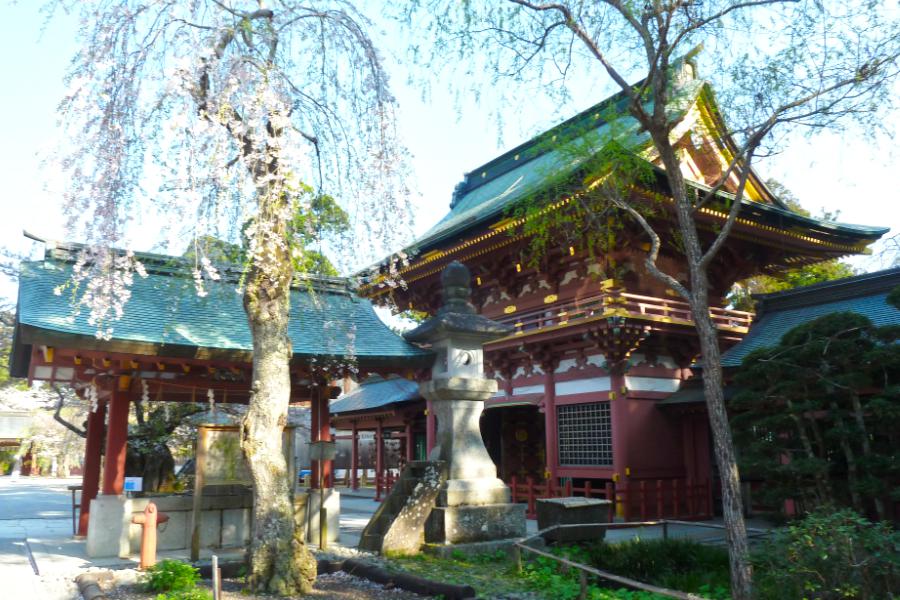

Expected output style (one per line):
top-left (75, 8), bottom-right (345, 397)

top-left (349, 59), bottom-right (888, 519)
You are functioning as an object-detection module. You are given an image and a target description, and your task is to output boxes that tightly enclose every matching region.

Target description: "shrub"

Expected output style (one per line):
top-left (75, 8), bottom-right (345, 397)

top-left (143, 559), bottom-right (201, 593)
top-left (752, 509), bottom-right (900, 599)
top-left (155, 589), bottom-right (212, 600)
top-left (585, 538), bottom-right (730, 597)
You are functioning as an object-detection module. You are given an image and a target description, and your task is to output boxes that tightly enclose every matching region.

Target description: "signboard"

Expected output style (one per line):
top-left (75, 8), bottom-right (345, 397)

top-left (308, 440), bottom-right (337, 462)
top-left (124, 477), bottom-right (143, 492)
top-left (200, 428), bottom-right (253, 486)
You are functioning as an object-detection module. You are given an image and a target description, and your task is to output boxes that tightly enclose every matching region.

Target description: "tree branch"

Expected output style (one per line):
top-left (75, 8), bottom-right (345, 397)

top-left (52, 386), bottom-right (86, 438)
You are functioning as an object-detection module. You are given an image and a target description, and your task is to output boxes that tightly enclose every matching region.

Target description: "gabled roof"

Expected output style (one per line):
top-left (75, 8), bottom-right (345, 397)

top-left (412, 78), bottom-right (695, 252)
top-left (330, 375), bottom-right (421, 415)
top-left (721, 267), bottom-right (900, 367)
top-left (11, 244), bottom-right (432, 377)
top-left (376, 62), bottom-right (886, 274)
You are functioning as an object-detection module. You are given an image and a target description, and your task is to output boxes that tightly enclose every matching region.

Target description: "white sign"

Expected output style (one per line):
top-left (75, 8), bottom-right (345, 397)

top-left (123, 477), bottom-right (143, 492)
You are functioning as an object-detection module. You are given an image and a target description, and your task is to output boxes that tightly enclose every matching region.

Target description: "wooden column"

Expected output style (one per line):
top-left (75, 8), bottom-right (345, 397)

top-left (310, 387), bottom-right (320, 489)
top-left (609, 369), bottom-right (629, 505)
top-left (102, 387), bottom-right (130, 495)
top-left (404, 421), bottom-right (414, 462)
top-left (425, 398), bottom-right (436, 456)
top-left (350, 421), bottom-right (359, 490)
top-left (375, 419), bottom-right (384, 485)
top-left (542, 366), bottom-right (558, 482)
top-left (318, 391), bottom-right (333, 488)
top-left (77, 400), bottom-right (106, 536)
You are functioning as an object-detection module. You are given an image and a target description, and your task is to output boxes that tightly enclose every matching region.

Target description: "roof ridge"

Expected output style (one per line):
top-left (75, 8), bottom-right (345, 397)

top-left (449, 86), bottom-right (634, 207)
top-left (39, 240), bottom-right (354, 295)
top-left (448, 50), bottom-right (708, 208)
top-left (755, 267), bottom-right (900, 312)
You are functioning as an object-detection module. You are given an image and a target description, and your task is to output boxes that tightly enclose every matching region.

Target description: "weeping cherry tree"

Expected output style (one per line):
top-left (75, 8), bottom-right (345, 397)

top-left (48, 0), bottom-right (411, 594)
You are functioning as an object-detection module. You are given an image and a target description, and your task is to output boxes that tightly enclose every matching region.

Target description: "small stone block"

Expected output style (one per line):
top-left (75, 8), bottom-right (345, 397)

top-left (536, 497), bottom-right (611, 543)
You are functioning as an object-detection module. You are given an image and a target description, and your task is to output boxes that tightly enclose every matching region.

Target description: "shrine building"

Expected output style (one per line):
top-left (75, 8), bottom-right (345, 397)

top-left (346, 58), bottom-right (888, 518)
top-left (9, 239), bottom-right (432, 556)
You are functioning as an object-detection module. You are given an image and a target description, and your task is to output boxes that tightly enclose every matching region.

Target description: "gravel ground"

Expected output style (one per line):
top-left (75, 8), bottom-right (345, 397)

top-left (102, 570), bottom-right (433, 600)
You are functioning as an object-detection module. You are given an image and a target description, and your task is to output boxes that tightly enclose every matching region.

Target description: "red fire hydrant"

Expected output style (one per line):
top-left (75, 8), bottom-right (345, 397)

top-left (132, 502), bottom-right (170, 569)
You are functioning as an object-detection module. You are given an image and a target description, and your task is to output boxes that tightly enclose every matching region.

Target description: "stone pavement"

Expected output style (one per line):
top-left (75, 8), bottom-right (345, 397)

top-left (0, 476), bottom-right (85, 599)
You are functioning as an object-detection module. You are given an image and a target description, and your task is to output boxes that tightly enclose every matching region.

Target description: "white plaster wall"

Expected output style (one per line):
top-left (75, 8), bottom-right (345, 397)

top-left (555, 377), bottom-right (611, 396)
top-left (624, 376), bottom-right (681, 393)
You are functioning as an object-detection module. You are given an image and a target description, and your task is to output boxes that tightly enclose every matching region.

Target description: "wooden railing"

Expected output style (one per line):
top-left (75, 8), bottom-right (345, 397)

top-left (507, 476), bottom-right (712, 521)
top-left (374, 471), bottom-right (398, 501)
top-left (494, 290), bottom-right (752, 336)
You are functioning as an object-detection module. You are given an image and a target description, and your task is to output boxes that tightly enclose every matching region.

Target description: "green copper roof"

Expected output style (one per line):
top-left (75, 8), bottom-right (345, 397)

top-left (722, 268), bottom-right (900, 368)
top-left (402, 70), bottom-right (886, 259)
top-left (13, 252), bottom-right (432, 370)
top-left (330, 375), bottom-right (421, 415)
top-left (412, 86), bottom-right (668, 252)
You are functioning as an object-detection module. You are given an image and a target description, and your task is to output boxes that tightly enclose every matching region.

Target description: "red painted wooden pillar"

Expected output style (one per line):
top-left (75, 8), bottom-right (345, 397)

top-left (77, 400), bottom-right (106, 536)
top-left (102, 389), bottom-right (130, 495)
top-left (609, 369), bottom-right (629, 506)
top-left (318, 391), bottom-right (333, 488)
top-left (425, 398), bottom-right (435, 456)
top-left (542, 367), bottom-right (558, 481)
top-left (310, 388), bottom-right (320, 489)
top-left (350, 421), bottom-right (359, 490)
top-left (375, 419), bottom-right (384, 487)
top-left (404, 421), bottom-right (413, 462)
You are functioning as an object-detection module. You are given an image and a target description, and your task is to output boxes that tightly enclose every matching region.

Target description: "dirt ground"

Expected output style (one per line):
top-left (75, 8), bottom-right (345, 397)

top-left (104, 571), bottom-right (433, 599)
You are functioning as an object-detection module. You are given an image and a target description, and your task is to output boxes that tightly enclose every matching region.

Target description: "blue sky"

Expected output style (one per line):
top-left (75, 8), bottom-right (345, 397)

top-left (1, 3), bottom-right (897, 303)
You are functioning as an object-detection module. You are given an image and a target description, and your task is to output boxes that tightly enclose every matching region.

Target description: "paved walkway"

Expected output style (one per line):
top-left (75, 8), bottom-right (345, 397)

top-left (0, 476), bottom-right (84, 599)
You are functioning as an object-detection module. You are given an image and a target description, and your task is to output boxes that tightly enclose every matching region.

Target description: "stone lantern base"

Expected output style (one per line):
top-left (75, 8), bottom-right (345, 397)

top-left (425, 502), bottom-right (526, 545)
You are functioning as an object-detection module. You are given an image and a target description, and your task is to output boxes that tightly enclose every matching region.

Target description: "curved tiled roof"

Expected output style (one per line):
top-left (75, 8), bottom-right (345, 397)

top-left (722, 268), bottom-right (900, 367)
top-left (330, 376), bottom-right (421, 415)
top-left (12, 247), bottom-right (432, 375)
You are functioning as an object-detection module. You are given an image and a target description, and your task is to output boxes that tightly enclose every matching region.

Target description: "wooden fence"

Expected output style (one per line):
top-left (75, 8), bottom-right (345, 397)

top-left (507, 476), bottom-right (712, 521)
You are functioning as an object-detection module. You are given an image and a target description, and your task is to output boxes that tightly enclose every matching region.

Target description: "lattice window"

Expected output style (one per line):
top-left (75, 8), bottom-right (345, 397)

top-left (557, 401), bottom-right (613, 466)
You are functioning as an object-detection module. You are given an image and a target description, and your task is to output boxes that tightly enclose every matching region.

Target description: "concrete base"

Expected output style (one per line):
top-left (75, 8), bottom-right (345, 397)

top-left (439, 478), bottom-right (510, 507)
top-left (304, 489), bottom-right (340, 544)
top-left (425, 503), bottom-right (526, 544)
top-left (85, 495), bottom-right (131, 559)
top-left (84, 489), bottom-right (335, 558)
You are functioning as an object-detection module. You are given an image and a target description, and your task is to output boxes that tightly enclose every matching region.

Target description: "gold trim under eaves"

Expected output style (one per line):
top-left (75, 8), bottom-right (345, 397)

top-left (363, 181), bottom-right (870, 297)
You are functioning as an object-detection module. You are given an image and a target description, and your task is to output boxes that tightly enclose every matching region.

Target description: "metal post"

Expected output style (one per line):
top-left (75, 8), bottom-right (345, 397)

top-left (212, 554), bottom-right (220, 600)
top-left (579, 570), bottom-right (588, 600)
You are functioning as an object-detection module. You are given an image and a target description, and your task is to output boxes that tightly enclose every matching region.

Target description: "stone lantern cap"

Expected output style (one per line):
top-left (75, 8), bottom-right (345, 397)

top-left (404, 261), bottom-right (513, 345)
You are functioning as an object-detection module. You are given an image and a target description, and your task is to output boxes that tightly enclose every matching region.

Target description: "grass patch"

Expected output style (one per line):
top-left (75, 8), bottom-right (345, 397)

top-left (383, 544), bottom-right (722, 599)
top-left (580, 538), bottom-right (730, 599)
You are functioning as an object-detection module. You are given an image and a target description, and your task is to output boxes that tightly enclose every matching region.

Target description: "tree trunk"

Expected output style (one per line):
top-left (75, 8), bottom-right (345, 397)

top-left (828, 400), bottom-right (865, 513)
top-left (785, 397), bottom-right (833, 506)
top-left (692, 308), bottom-right (753, 599)
top-left (240, 220), bottom-right (316, 596)
top-left (849, 391), bottom-right (885, 520)
top-left (653, 137), bottom-right (753, 600)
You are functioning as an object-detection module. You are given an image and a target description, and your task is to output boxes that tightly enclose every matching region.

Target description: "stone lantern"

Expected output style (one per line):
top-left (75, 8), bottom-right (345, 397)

top-left (404, 261), bottom-right (526, 545)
